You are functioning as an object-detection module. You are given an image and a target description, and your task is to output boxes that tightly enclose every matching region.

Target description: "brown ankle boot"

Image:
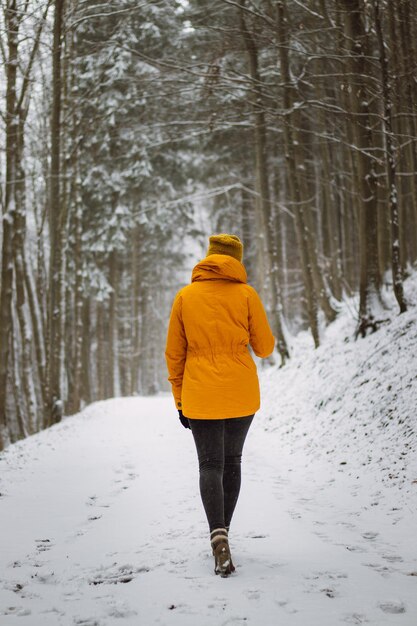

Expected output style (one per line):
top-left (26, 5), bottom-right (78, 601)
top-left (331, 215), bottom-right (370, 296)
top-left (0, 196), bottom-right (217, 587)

top-left (210, 528), bottom-right (235, 577)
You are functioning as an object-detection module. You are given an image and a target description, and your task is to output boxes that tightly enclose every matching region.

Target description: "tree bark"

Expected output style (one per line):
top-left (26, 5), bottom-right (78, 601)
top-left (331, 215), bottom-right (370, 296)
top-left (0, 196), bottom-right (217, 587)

top-left (0, 0), bottom-right (19, 450)
top-left (96, 301), bottom-right (106, 400)
top-left (47, 0), bottom-right (66, 426)
top-left (23, 250), bottom-right (47, 422)
top-left (373, 0), bottom-right (407, 312)
top-left (340, 0), bottom-right (382, 337)
top-left (130, 227), bottom-right (141, 394)
top-left (81, 297), bottom-right (92, 405)
top-left (397, 0), bottom-right (417, 263)
top-left (239, 0), bottom-right (289, 362)
top-left (13, 115), bottom-right (37, 434)
top-left (108, 250), bottom-right (120, 398)
top-left (11, 314), bottom-right (28, 440)
top-left (276, 0), bottom-right (320, 347)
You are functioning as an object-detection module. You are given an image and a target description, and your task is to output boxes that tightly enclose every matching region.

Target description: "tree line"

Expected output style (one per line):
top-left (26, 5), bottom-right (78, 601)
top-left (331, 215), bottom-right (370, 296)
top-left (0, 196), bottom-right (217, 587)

top-left (0, 0), bottom-right (415, 449)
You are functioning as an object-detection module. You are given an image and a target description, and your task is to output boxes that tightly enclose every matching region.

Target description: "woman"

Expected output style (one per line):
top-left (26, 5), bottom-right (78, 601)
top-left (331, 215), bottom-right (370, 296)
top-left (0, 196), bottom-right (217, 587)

top-left (165, 234), bottom-right (275, 577)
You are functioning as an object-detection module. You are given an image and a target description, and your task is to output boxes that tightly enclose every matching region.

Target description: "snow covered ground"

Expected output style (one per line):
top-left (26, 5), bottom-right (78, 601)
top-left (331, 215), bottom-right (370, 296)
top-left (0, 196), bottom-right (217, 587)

top-left (1, 279), bottom-right (417, 625)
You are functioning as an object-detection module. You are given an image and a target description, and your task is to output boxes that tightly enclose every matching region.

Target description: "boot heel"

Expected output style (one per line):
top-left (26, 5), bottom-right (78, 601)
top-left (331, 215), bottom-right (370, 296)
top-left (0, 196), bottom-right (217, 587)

top-left (210, 528), bottom-right (235, 577)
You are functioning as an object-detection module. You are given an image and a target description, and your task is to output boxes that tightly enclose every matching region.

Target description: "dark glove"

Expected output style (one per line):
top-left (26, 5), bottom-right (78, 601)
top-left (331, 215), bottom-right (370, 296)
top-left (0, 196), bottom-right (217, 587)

top-left (178, 409), bottom-right (191, 429)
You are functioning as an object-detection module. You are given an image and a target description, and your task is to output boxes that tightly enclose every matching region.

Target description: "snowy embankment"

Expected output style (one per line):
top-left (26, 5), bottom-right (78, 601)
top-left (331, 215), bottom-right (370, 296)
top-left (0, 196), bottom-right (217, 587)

top-left (260, 276), bottom-right (417, 494)
top-left (0, 277), bottom-right (416, 625)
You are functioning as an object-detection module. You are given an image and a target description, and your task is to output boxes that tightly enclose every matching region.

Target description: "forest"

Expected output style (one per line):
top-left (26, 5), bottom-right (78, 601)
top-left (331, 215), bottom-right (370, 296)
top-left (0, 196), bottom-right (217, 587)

top-left (1, 0), bottom-right (416, 449)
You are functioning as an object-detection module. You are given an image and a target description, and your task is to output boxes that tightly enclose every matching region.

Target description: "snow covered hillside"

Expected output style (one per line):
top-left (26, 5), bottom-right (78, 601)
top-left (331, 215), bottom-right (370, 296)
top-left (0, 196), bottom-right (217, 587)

top-left (0, 277), bottom-right (416, 625)
top-left (259, 274), bottom-right (417, 495)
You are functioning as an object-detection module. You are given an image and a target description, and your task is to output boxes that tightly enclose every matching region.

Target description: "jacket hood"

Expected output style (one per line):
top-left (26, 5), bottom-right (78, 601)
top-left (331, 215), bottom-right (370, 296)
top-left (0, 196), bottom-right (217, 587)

top-left (191, 254), bottom-right (247, 283)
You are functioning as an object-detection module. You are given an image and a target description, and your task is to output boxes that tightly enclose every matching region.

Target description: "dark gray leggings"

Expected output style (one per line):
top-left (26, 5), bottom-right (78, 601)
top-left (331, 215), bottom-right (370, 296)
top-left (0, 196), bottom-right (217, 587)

top-left (187, 414), bottom-right (254, 532)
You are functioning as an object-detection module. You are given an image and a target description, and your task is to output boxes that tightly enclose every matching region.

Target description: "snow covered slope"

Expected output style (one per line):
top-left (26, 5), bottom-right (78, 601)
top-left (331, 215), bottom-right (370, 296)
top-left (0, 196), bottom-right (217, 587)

top-left (260, 274), bottom-right (417, 495)
top-left (0, 276), bottom-right (416, 625)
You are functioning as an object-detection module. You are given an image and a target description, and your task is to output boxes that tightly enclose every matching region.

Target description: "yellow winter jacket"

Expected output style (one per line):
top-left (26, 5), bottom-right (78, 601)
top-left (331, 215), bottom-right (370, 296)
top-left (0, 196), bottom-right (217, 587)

top-left (165, 254), bottom-right (275, 419)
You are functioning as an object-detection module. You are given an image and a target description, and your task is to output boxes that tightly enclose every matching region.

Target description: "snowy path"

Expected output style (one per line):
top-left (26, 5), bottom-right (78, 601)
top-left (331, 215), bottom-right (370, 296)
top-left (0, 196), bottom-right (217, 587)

top-left (1, 395), bottom-right (416, 625)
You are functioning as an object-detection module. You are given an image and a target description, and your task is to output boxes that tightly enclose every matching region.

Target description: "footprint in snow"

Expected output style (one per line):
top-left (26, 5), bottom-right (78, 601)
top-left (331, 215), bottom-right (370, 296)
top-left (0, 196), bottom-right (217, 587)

top-left (3, 606), bottom-right (31, 616)
top-left (381, 553), bottom-right (403, 563)
top-left (166, 603), bottom-right (196, 615)
top-left (312, 530), bottom-right (328, 541)
top-left (31, 569), bottom-right (57, 585)
top-left (106, 599), bottom-right (138, 618)
top-left (341, 613), bottom-right (369, 624)
top-left (40, 607), bottom-right (65, 616)
top-left (337, 521), bottom-right (357, 531)
top-left (362, 531), bottom-right (379, 540)
top-left (35, 538), bottom-right (53, 553)
top-left (361, 562), bottom-right (392, 577)
top-left (3, 579), bottom-right (39, 600)
top-left (343, 544), bottom-right (367, 553)
top-left (320, 587), bottom-right (337, 598)
top-left (112, 467), bottom-right (138, 495)
top-left (63, 589), bottom-right (83, 600)
top-left (86, 494), bottom-right (111, 508)
top-left (297, 496), bottom-right (313, 504)
top-left (378, 601), bottom-right (406, 614)
top-left (88, 562), bottom-right (149, 585)
top-left (303, 569), bottom-right (348, 599)
top-left (275, 599), bottom-right (298, 614)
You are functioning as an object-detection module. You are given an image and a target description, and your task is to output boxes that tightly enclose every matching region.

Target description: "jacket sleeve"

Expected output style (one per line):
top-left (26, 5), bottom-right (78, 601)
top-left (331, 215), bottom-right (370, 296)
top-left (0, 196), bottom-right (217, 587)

top-left (165, 291), bottom-right (187, 409)
top-left (248, 287), bottom-right (275, 358)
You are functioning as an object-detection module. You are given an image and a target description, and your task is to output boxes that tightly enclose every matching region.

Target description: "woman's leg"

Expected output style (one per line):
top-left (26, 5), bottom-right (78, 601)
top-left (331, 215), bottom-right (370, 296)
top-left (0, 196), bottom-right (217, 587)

top-left (188, 418), bottom-right (225, 532)
top-left (223, 414), bottom-right (254, 530)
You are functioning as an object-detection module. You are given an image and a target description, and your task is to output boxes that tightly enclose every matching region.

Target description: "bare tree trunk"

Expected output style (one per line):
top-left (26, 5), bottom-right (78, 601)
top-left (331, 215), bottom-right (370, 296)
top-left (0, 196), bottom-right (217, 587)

top-left (397, 0), bottom-right (417, 263)
top-left (23, 250), bottom-right (47, 426)
top-left (96, 301), bottom-right (106, 400)
top-left (81, 297), bottom-right (92, 404)
top-left (0, 0), bottom-right (19, 449)
top-left (239, 0), bottom-right (289, 363)
top-left (62, 19), bottom-right (85, 415)
top-left (316, 85), bottom-right (343, 301)
top-left (276, 0), bottom-right (320, 347)
top-left (11, 316), bottom-right (28, 440)
top-left (13, 117), bottom-right (37, 434)
top-left (47, 0), bottom-right (66, 426)
top-left (139, 286), bottom-right (149, 394)
top-left (298, 119), bottom-right (338, 322)
top-left (36, 226), bottom-right (48, 359)
top-left (67, 195), bottom-right (84, 413)
top-left (341, 0), bottom-right (382, 337)
top-left (336, 0), bottom-right (360, 294)
top-left (108, 250), bottom-right (120, 397)
top-left (130, 227), bottom-right (141, 394)
top-left (373, 0), bottom-right (407, 312)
